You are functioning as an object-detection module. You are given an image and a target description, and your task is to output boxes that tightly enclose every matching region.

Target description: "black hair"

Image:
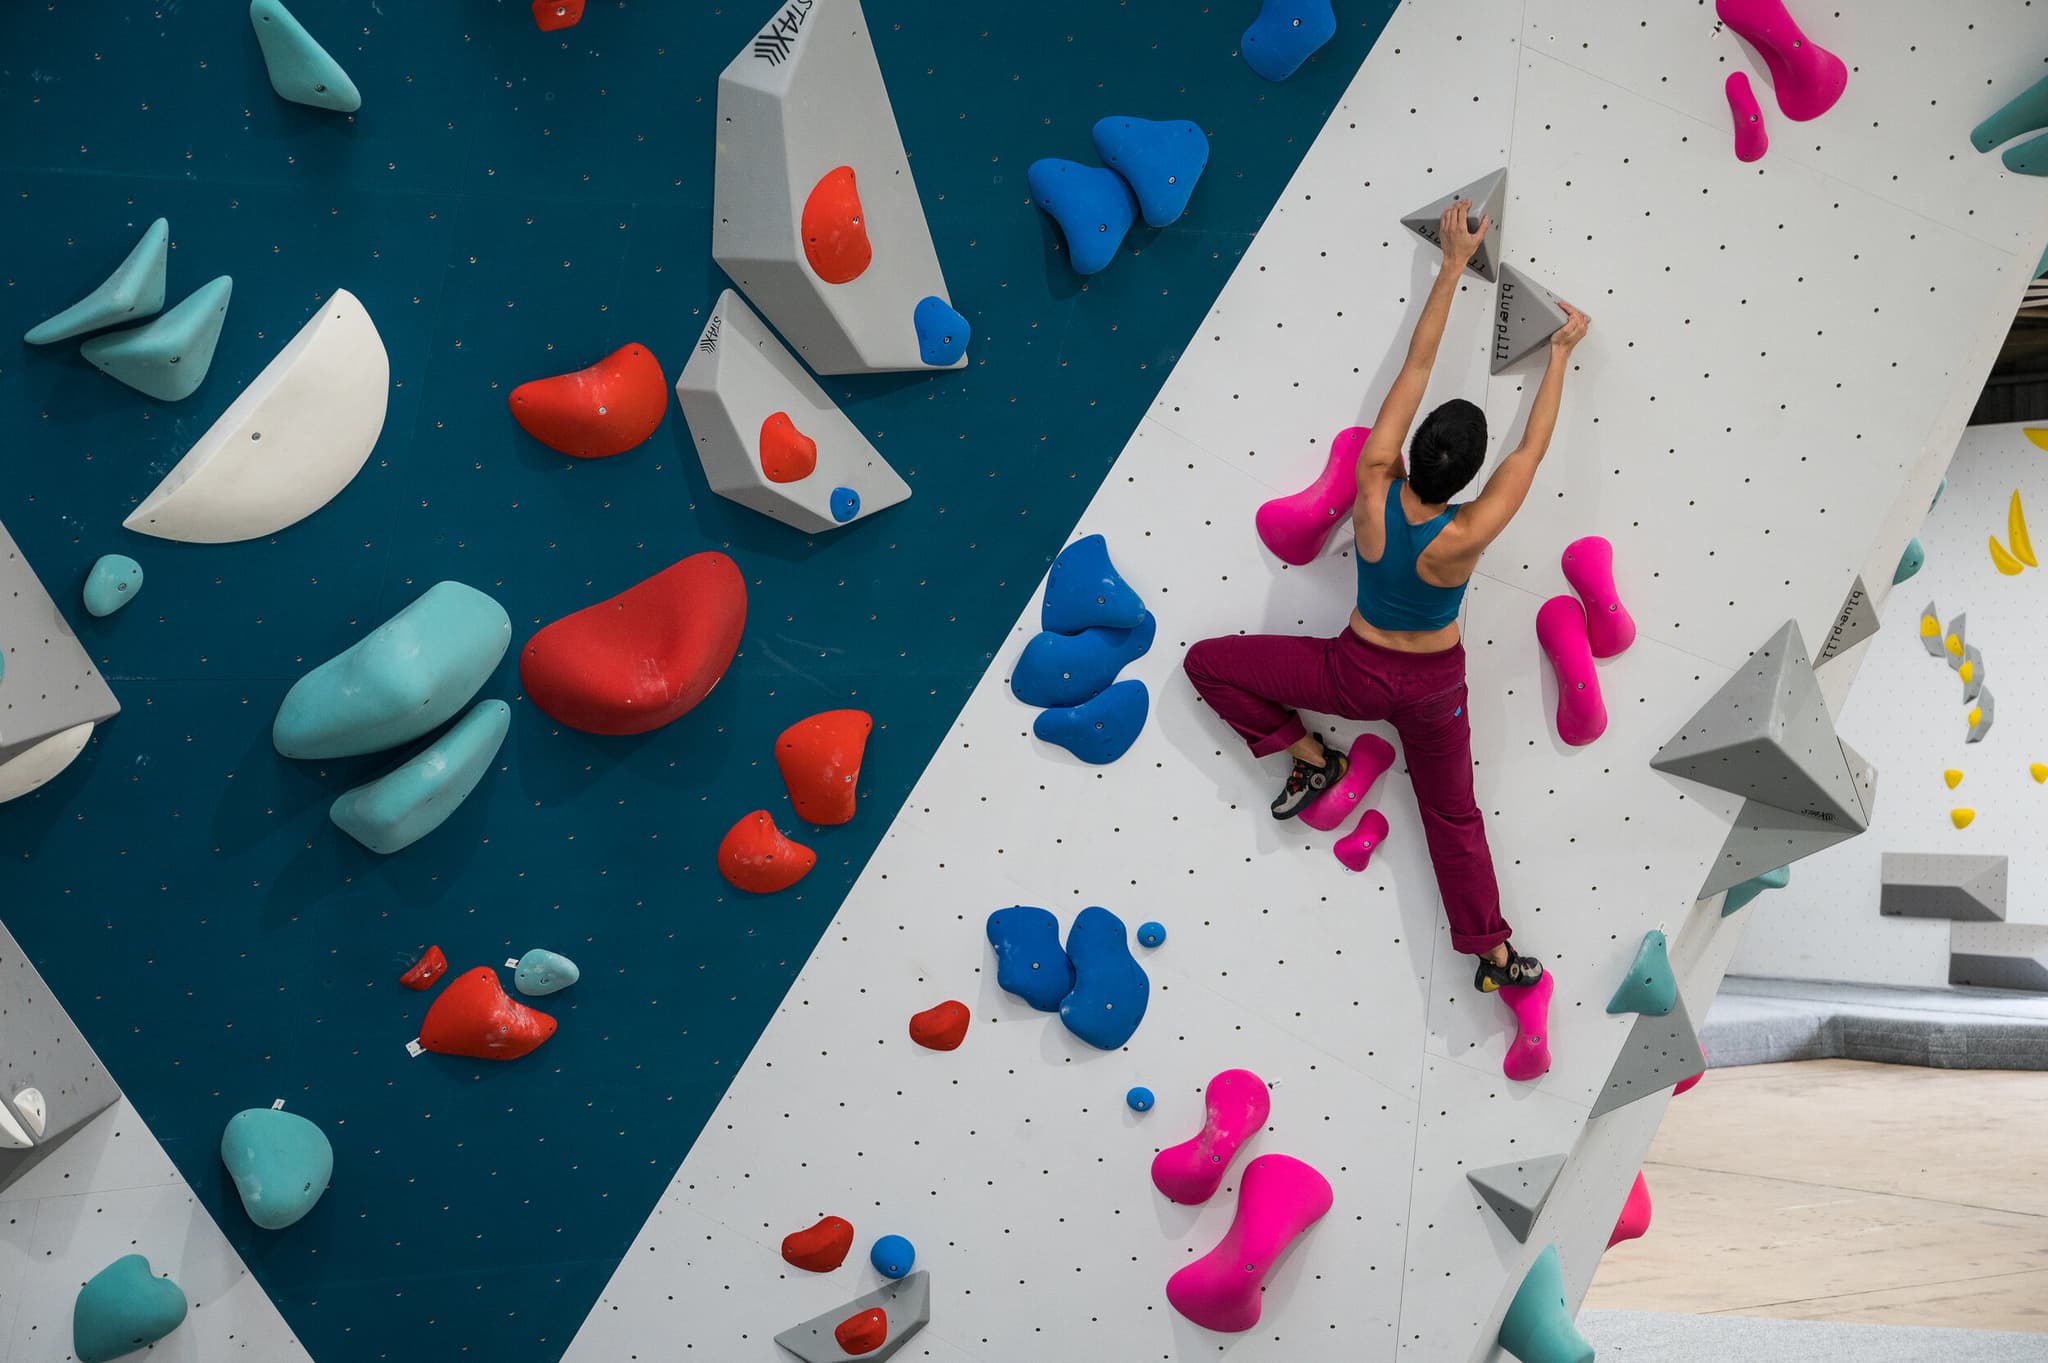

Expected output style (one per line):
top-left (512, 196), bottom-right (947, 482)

top-left (1407, 398), bottom-right (1488, 504)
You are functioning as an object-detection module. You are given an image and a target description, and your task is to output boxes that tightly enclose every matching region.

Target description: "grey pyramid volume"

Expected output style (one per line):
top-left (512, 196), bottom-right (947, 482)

top-left (1919, 601), bottom-right (1946, 658)
top-left (1816, 576), bottom-right (1879, 663)
top-left (1402, 167), bottom-right (1506, 282)
top-left (1468, 1154), bottom-right (1566, 1243)
top-left (0, 518), bottom-right (122, 770)
top-left (1880, 852), bottom-right (2007, 922)
top-left (1962, 646), bottom-right (1986, 703)
top-left (775, 1270), bottom-right (930, 1362)
top-left (1693, 734), bottom-right (1874, 898)
top-left (1590, 994), bottom-right (1707, 1119)
top-left (1945, 613), bottom-right (1968, 671)
top-left (1491, 263), bottom-right (1568, 373)
top-left (1967, 687), bottom-right (1995, 744)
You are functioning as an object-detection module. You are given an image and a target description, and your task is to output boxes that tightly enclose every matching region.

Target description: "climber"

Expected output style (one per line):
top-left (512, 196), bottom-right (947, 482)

top-left (1184, 199), bottom-right (1588, 993)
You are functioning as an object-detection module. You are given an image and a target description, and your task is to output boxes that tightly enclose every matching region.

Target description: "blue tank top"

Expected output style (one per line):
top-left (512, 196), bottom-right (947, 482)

top-left (1355, 480), bottom-right (1467, 631)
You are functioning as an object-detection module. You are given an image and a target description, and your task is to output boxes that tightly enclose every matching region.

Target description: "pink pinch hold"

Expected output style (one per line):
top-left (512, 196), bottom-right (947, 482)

top-left (1151, 1068), bottom-right (1271, 1206)
top-left (1716, 0), bottom-right (1848, 122)
top-left (1536, 595), bottom-right (1608, 747)
top-left (1607, 1170), bottom-right (1653, 1249)
top-left (1560, 535), bottom-right (1635, 658)
top-left (1334, 808), bottom-right (1391, 872)
top-left (1672, 1042), bottom-right (1708, 1096)
top-left (1725, 72), bottom-right (1770, 162)
top-left (1255, 426), bottom-right (1371, 566)
top-left (1501, 970), bottom-right (1554, 1082)
top-left (1165, 1153), bottom-right (1334, 1333)
top-left (1300, 733), bottom-right (1397, 831)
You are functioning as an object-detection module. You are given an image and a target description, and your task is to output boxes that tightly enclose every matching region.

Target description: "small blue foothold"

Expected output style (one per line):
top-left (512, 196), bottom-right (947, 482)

top-left (1893, 537), bottom-right (1925, 586)
top-left (1042, 534), bottom-right (1145, 634)
top-left (250, 0), bottom-right (363, 113)
top-left (82, 554), bottom-right (145, 618)
top-left (1092, 117), bottom-right (1209, 228)
top-left (1026, 159), bottom-right (1137, 276)
top-left (986, 905), bottom-right (1073, 1011)
top-left (913, 295), bottom-right (970, 366)
top-left (1033, 679), bottom-right (1149, 765)
top-left (1722, 864), bottom-right (1791, 918)
top-left (1059, 906), bottom-right (1149, 1050)
top-left (25, 218), bottom-right (169, 347)
top-left (1126, 1086), bottom-right (1154, 1112)
top-left (1010, 612), bottom-right (1156, 708)
top-left (870, 1234), bottom-right (916, 1279)
top-left (1136, 921), bottom-right (1165, 948)
top-left (1241, 0), bottom-right (1337, 82)
top-left (514, 948), bottom-right (580, 996)
top-left (80, 275), bottom-right (232, 402)
top-left (830, 487), bottom-right (861, 523)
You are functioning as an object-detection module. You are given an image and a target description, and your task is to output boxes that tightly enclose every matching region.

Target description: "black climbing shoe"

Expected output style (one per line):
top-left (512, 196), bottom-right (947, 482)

top-left (1475, 945), bottom-right (1544, 994)
top-left (1270, 745), bottom-right (1346, 820)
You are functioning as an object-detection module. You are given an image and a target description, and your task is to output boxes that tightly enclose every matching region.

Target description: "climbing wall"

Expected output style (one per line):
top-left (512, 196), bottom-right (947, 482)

top-left (565, 4), bottom-right (2048, 1361)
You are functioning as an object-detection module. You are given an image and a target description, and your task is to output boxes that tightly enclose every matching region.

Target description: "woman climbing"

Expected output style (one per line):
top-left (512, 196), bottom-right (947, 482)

top-left (1184, 199), bottom-right (1588, 994)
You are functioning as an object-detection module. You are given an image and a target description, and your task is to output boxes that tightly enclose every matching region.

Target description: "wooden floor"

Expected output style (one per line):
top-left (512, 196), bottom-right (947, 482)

top-left (1585, 1058), bottom-right (2048, 1333)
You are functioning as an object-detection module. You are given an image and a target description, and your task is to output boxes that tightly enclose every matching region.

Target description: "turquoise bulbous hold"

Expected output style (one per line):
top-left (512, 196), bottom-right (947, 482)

top-left (72, 1255), bottom-right (188, 1363)
top-left (514, 948), bottom-right (580, 996)
top-left (329, 698), bottom-right (511, 854)
top-left (221, 1106), bottom-right (334, 1230)
top-left (83, 554), bottom-right (145, 618)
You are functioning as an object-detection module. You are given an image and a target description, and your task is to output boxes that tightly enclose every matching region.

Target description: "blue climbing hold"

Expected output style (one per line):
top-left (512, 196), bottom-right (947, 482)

top-left (1092, 116), bottom-right (1209, 228)
top-left (1010, 612), bottom-right (1156, 708)
top-left (870, 1234), bottom-right (916, 1279)
top-left (274, 581), bottom-right (511, 760)
top-left (220, 1106), bottom-right (334, 1230)
top-left (1605, 930), bottom-right (1676, 1016)
top-left (82, 554), bottom-right (145, 618)
top-left (1136, 921), bottom-right (1166, 948)
top-left (1042, 534), bottom-right (1145, 634)
top-left (2004, 130), bottom-right (2048, 176)
top-left (72, 1255), bottom-right (188, 1363)
top-left (1058, 905), bottom-right (1149, 1050)
top-left (1126, 1086), bottom-right (1154, 1112)
top-left (1026, 159), bottom-right (1137, 276)
top-left (1722, 864), bottom-right (1791, 918)
top-left (250, 0), bottom-right (362, 113)
top-left (1931, 478), bottom-right (1946, 512)
top-left (1034, 679), bottom-right (1149, 765)
top-left (514, 947), bottom-right (580, 996)
top-left (986, 905), bottom-right (1074, 1011)
top-left (1893, 537), bottom-right (1925, 586)
top-left (1498, 1243), bottom-right (1595, 1363)
top-left (328, 698), bottom-right (511, 854)
top-left (1972, 70), bottom-right (2048, 153)
top-left (913, 295), bottom-right (970, 366)
top-left (80, 275), bottom-right (232, 403)
top-left (1241, 0), bottom-right (1337, 82)
top-left (830, 486), bottom-right (861, 523)
top-left (24, 217), bottom-right (169, 347)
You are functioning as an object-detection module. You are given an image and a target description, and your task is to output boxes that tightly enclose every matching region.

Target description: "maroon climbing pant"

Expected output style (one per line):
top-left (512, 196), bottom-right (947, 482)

top-left (1182, 628), bottom-right (1511, 956)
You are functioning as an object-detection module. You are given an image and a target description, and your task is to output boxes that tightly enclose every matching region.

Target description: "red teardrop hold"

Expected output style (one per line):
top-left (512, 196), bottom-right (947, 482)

top-left (801, 166), bottom-right (873, 285)
top-left (780, 1214), bottom-right (855, 1272)
top-left (834, 1308), bottom-right (888, 1356)
top-left (399, 945), bottom-right (448, 991)
top-left (530, 0), bottom-right (584, 29)
top-left (507, 342), bottom-right (667, 459)
top-left (760, 411), bottom-right (818, 484)
top-left (909, 1000), bottom-right (970, 1052)
top-left (520, 552), bottom-right (747, 735)
top-left (775, 709), bottom-right (873, 826)
top-left (718, 810), bottom-right (816, 894)
top-left (419, 967), bottom-right (558, 1060)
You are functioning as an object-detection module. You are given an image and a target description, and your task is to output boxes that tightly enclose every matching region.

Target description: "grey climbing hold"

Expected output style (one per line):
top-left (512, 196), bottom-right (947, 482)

top-left (1467, 1154), bottom-right (1565, 1243)
top-left (774, 1269), bottom-right (930, 1362)
top-left (1491, 263), bottom-right (1568, 374)
top-left (1880, 852), bottom-right (2007, 922)
top-left (80, 275), bottom-right (233, 403)
top-left (1918, 602), bottom-right (1945, 658)
top-left (1815, 575), bottom-right (1878, 663)
top-left (0, 919), bottom-right (121, 1193)
top-left (24, 218), bottom-right (169, 346)
top-left (0, 519), bottom-right (122, 789)
top-left (249, 0), bottom-right (362, 113)
top-left (1962, 646), bottom-right (1986, 704)
top-left (1605, 930), bottom-right (1676, 1017)
top-left (1590, 994), bottom-right (1707, 1119)
top-left (1694, 737), bottom-right (1875, 898)
top-left (1944, 614), bottom-right (1968, 671)
top-left (1950, 923), bottom-right (2048, 991)
top-left (1966, 688), bottom-right (1995, 744)
top-left (1401, 167), bottom-right (1506, 283)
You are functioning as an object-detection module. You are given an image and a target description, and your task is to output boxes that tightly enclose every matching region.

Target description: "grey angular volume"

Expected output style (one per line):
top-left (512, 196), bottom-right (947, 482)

top-left (1491, 263), bottom-right (1568, 373)
top-left (1402, 167), bottom-right (1506, 282)
top-left (1468, 1154), bottom-right (1565, 1243)
top-left (1816, 576), bottom-right (1878, 663)
top-left (1694, 736), bottom-right (1875, 898)
top-left (1590, 994), bottom-right (1707, 1119)
top-left (1, 919), bottom-right (121, 1192)
top-left (1950, 923), bottom-right (2048, 992)
top-left (1918, 601), bottom-right (1946, 658)
top-left (0, 519), bottom-right (122, 775)
top-left (775, 1270), bottom-right (930, 1362)
top-left (1880, 852), bottom-right (2007, 922)
top-left (1967, 688), bottom-right (1995, 744)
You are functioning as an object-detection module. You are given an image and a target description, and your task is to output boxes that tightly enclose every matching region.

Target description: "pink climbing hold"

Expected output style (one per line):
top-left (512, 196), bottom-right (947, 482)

top-left (1607, 1170), bottom-right (1652, 1249)
top-left (1299, 733), bottom-right (1396, 831)
top-left (1726, 72), bottom-right (1770, 162)
top-left (1501, 970), bottom-right (1554, 1082)
top-left (1536, 596), bottom-right (1607, 747)
top-left (1255, 426), bottom-right (1369, 566)
top-left (1559, 535), bottom-right (1634, 658)
top-left (1165, 1153), bottom-right (1334, 1333)
top-left (1672, 1042), bottom-right (1707, 1096)
top-left (1334, 808), bottom-right (1391, 872)
top-left (1716, 0), bottom-right (1847, 123)
top-left (1151, 1068), bottom-right (1270, 1205)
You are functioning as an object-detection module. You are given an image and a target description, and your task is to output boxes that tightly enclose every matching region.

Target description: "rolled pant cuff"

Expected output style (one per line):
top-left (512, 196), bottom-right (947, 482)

top-left (1248, 715), bottom-right (1310, 759)
top-left (1452, 927), bottom-right (1514, 957)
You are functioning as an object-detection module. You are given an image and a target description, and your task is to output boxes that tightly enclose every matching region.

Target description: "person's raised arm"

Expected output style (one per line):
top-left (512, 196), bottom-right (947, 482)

top-left (1356, 201), bottom-right (1489, 490)
top-left (1450, 303), bottom-right (1590, 550)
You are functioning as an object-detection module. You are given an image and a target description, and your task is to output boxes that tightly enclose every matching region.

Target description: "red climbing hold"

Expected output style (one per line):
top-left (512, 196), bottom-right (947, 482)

top-left (718, 810), bottom-right (816, 894)
top-left (399, 945), bottom-right (448, 991)
top-left (780, 1214), bottom-right (855, 1272)
top-left (834, 1307), bottom-right (888, 1356)
top-left (530, 0), bottom-right (584, 30)
top-left (760, 411), bottom-right (818, 484)
top-left (507, 342), bottom-right (667, 459)
top-left (419, 967), bottom-right (557, 1060)
top-left (775, 709), bottom-right (872, 826)
top-left (908, 1000), bottom-right (970, 1051)
top-left (520, 552), bottom-right (747, 736)
top-left (801, 166), bottom-right (872, 285)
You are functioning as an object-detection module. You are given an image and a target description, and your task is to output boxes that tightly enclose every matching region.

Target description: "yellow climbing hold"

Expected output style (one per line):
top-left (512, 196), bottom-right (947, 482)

top-left (1960, 658), bottom-right (1977, 685)
top-left (1990, 535), bottom-right (2027, 575)
top-left (1946, 632), bottom-right (1965, 657)
top-left (1952, 808), bottom-right (1976, 829)
top-left (2026, 428), bottom-right (2048, 452)
top-left (1945, 769), bottom-right (1964, 789)
top-left (1968, 706), bottom-right (1984, 730)
top-left (1920, 613), bottom-right (1941, 639)
top-left (2011, 490), bottom-right (2037, 567)
top-left (2033, 763), bottom-right (2048, 783)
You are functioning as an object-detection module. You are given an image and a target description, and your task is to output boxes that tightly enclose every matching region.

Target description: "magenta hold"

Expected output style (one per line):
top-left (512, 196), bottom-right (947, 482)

top-left (1165, 1153), bottom-right (1334, 1333)
top-left (1725, 72), bottom-right (1769, 162)
top-left (1333, 808), bottom-right (1391, 872)
top-left (1716, 0), bottom-right (1847, 122)
top-left (1150, 1068), bottom-right (1270, 1205)
top-left (1299, 733), bottom-right (1396, 831)
top-left (1536, 595), bottom-right (1607, 747)
top-left (1559, 535), bottom-right (1634, 658)
top-left (1501, 970), bottom-right (1554, 1082)
top-left (1254, 426), bottom-right (1369, 566)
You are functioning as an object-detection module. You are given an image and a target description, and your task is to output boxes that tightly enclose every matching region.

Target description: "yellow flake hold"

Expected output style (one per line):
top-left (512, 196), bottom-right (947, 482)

top-left (2027, 428), bottom-right (2048, 452)
top-left (1968, 706), bottom-right (1984, 729)
top-left (2011, 491), bottom-right (2038, 567)
top-left (1990, 535), bottom-right (2027, 576)
top-left (1952, 808), bottom-right (1976, 829)
top-left (1961, 659), bottom-right (1977, 685)
top-left (2033, 763), bottom-right (2048, 783)
top-left (1945, 769), bottom-right (1964, 789)
top-left (1946, 633), bottom-right (1965, 657)
top-left (1921, 613), bottom-right (1941, 638)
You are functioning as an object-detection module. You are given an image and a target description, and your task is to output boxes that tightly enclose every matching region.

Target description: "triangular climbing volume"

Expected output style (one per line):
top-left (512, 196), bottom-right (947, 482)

top-left (1467, 1154), bottom-right (1566, 1243)
top-left (1400, 166), bottom-right (1506, 282)
top-left (1816, 575), bottom-right (1879, 663)
top-left (1490, 263), bottom-right (1568, 373)
top-left (1589, 995), bottom-right (1707, 1119)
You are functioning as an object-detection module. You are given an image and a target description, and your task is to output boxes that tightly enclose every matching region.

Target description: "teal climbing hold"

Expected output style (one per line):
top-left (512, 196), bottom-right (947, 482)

top-left (275, 581), bottom-right (511, 760)
top-left (250, 0), bottom-right (362, 113)
top-left (220, 1106), bottom-right (334, 1230)
top-left (82, 554), bottom-right (145, 618)
top-left (1042, 533), bottom-right (1145, 634)
top-left (72, 1254), bottom-right (189, 1363)
top-left (1092, 116), bottom-right (1209, 228)
top-left (2004, 129), bottom-right (2048, 177)
top-left (24, 218), bottom-right (168, 346)
top-left (514, 947), bottom-right (580, 996)
top-left (1497, 1243), bottom-right (1595, 1363)
top-left (329, 698), bottom-right (511, 853)
top-left (1893, 537), bottom-right (1924, 586)
top-left (1972, 70), bottom-right (2048, 153)
top-left (1722, 864), bottom-right (1790, 917)
top-left (1034, 678), bottom-right (1149, 764)
top-left (1027, 159), bottom-right (1137, 276)
top-left (1605, 930), bottom-right (1677, 1016)
top-left (913, 295), bottom-right (970, 366)
top-left (79, 275), bottom-right (232, 403)
top-left (1241, 0), bottom-right (1336, 82)
top-left (1931, 478), bottom-right (1946, 512)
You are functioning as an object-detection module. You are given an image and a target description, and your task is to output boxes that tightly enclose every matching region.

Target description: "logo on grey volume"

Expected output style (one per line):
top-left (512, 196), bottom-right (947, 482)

top-left (753, 0), bottom-right (815, 65)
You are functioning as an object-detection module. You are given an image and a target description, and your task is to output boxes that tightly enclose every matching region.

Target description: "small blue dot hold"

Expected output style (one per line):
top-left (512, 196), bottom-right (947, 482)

top-left (830, 486), bottom-right (861, 524)
top-left (1126, 1086), bottom-right (1154, 1113)
top-left (1136, 921), bottom-right (1166, 948)
top-left (913, 294), bottom-right (970, 366)
top-left (870, 1233), bottom-right (915, 1279)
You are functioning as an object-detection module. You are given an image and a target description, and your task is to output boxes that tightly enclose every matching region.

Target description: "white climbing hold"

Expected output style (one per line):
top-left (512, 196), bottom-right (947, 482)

top-left (0, 722), bottom-right (97, 805)
top-left (10, 1088), bottom-right (46, 1141)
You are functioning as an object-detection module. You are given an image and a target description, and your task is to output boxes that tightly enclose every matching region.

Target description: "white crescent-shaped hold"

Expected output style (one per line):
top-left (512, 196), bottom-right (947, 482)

top-left (0, 1100), bottom-right (29, 1150)
top-left (122, 288), bottom-right (389, 543)
top-left (0, 722), bottom-right (96, 804)
top-left (10, 1088), bottom-right (46, 1141)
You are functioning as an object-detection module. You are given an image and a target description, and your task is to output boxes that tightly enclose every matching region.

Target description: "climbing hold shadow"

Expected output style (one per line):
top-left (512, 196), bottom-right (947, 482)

top-left (1033, 679), bottom-right (1149, 765)
top-left (1059, 906), bottom-right (1148, 1050)
top-left (717, 810), bottom-right (816, 894)
top-left (1715, 0), bottom-right (1846, 122)
top-left (1605, 930), bottom-right (1676, 1016)
top-left (73, 1255), bottom-right (188, 1363)
top-left (1300, 733), bottom-right (1396, 831)
top-left (1607, 1171), bottom-right (1652, 1250)
top-left (419, 967), bottom-right (557, 1060)
top-left (1011, 612), bottom-right (1156, 708)
top-left (1972, 69), bottom-right (2048, 153)
top-left (912, 295), bottom-right (970, 367)
top-left (781, 1214), bottom-right (854, 1272)
top-left (1501, 971), bottom-right (1554, 1082)
top-left (801, 166), bottom-right (872, 285)
top-left (1721, 863), bottom-right (1789, 917)
top-left (1240, 0), bottom-right (1336, 82)
top-left (82, 554), bottom-right (144, 618)
top-left (80, 275), bottom-right (232, 403)
top-left (1165, 1153), bottom-right (1333, 1332)
top-left (1726, 72), bottom-right (1769, 162)
top-left (870, 1233), bottom-right (916, 1279)
top-left (1043, 533), bottom-right (1145, 633)
top-left (776, 709), bottom-right (874, 826)
top-left (508, 343), bottom-right (667, 459)
top-left (1559, 535), bottom-right (1634, 658)
top-left (514, 948), bottom-right (579, 996)
top-left (329, 698), bottom-right (510, 854)
top-left (1497, 1243), bottom-right (1594, 1363)
top-left (1151, 1067), bottom-right (1269, 1205)
top-left (986, 905), bottom-right (1073, 1011)
top-left (1026, 159), bottom-right (1136, 276)
top-left (250, 0), bottom-right (362, 113)
top-left (24, 217), bottom-right (168, 346)
top-left (1255, 426), bottom-right (1370, 566)
top-left (220, 1106), bottom-right (332, 1230)
top-left (1334, 808), bottom-right (1391, 872)
top-left (908, 1000), bottom-right (969, 1051)
top-left (1492, 264), bottom-right (1569, 374)
top-left (1535, 596), bottom-right (1606, 747)
top-left (399, 945), bottom-right (447, 990)
top-left (1091, 116), bottom-right (1208, 228)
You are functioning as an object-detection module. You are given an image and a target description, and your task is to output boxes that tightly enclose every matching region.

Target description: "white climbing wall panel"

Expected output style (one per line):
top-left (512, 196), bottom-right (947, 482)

top-left (567, 3), bottom-right (2048, 1361)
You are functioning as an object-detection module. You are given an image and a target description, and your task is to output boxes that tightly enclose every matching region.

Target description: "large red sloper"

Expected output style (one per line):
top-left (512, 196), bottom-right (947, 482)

top-left (507, 342), bottom-right (667, 459)
top-left (774, 709), bottom-right (873, 825)
top-left (520, 552), bottom-right (747, 735)
top-left (419, 967), bottom-right (557, 1060)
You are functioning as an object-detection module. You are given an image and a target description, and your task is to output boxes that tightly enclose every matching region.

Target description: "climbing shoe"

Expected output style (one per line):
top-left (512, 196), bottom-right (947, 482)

top-left (1475, 945), bottom-right (1544, 993)
top-left (1270, 744), bottom-right (1346, 820)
